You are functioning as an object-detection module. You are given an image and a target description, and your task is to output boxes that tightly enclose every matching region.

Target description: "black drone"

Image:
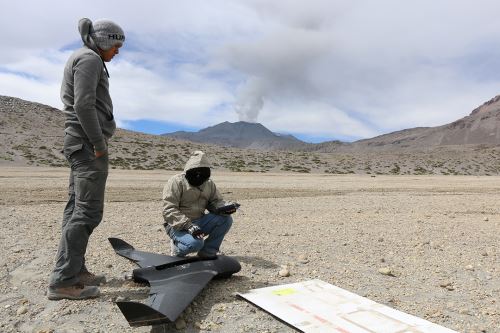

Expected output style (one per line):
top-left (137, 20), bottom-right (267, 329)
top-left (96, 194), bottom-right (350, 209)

top-left (108, 237), bottom-right (241, 326)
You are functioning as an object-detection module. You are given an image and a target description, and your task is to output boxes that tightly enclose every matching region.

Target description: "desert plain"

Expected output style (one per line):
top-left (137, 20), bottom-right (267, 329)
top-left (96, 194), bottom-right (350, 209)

top-left (0, 167), bottom-right (498, 333)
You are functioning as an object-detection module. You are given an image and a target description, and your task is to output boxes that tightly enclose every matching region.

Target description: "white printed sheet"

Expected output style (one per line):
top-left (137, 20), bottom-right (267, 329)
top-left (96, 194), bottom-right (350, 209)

top-left (238, 279), bottom-right (458, 333)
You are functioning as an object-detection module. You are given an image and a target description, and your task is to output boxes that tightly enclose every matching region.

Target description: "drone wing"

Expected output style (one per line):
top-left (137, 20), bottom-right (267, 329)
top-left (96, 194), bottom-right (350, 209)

top-left (108, 237), bottom-right (190, 268)
top-left (109, 238), bottom-right (241, 326)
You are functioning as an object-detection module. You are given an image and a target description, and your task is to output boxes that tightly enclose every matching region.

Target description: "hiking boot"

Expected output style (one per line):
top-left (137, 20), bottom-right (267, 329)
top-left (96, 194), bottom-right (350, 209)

top-left (47, 283), bottom-right (100, 300)
top-left (78, 271), bottom-right (106, 286)
top-left (196, 251), bottom-right (217, 259)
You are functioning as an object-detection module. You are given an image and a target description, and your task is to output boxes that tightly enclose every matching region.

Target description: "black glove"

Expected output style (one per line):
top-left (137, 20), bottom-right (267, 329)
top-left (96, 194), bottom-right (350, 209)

top-left (187, 225), bottom-right (204, 238)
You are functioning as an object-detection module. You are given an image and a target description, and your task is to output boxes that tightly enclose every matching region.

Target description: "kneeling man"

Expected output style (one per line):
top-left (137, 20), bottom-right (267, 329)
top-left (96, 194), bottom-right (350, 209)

top-left (162, 151), bottom-right (236, 257)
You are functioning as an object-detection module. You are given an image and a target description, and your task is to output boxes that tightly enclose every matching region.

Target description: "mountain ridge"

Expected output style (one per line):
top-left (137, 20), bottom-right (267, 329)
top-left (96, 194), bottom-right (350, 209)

top-left (345, 95), bottom-right (500, 151)
top-left (161, 94), bottom-right (500, 152)
top-left (164, 121), bottom-right (310, 150)
top-left (1, 95), bottom-right (499, 175)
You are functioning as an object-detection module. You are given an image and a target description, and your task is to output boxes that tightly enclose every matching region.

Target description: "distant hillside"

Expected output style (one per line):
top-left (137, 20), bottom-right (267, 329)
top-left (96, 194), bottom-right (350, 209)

top-left (163, 96), bottom-right (500, 153)
top-left (0, 96), bottom-right (330, 173)
top-left (0, 95), bottom-right (499, 175)
top-left (164, 121), bottom-right (312, 150)
top-left (326, 95), bottom-right (500, 152)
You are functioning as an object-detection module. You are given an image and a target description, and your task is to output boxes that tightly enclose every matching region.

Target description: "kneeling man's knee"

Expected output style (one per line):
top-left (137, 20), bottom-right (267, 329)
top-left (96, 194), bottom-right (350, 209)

top-left (185, 237), bottom-right (204, 252)
top-left (222, 215), bottom-right (233, 230)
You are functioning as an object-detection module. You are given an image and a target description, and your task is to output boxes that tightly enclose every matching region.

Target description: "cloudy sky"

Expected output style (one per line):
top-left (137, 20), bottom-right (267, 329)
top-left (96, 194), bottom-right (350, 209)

top-left (2, 0), bottom-right (500, 142)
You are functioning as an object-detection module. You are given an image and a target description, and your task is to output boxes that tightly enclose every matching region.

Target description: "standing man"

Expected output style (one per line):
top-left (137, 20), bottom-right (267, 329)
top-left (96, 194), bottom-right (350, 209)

top-left (48, 18), bottom-right (125, 300)
top-left (163, 151), bottom-right (237, 258)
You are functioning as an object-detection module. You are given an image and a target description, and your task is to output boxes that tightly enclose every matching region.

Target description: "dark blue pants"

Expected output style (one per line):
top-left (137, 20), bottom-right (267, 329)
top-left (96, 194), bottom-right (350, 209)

top-left (169, 213), bottom-right (233, 256)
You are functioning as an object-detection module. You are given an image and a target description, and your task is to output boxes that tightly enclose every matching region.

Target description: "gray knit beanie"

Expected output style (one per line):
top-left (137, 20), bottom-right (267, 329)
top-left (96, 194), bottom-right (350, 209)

top-left (91, 19), bottom-right (125, 50)
top-left (79, 18), bottom-right (125, 51)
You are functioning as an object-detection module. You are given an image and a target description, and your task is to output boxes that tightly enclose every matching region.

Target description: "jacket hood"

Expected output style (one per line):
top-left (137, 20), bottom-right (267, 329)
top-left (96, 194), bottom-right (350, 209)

top-left (183, 151), bottom-right (212, 172)
top-left (78, 18), bottom-right (100, 54)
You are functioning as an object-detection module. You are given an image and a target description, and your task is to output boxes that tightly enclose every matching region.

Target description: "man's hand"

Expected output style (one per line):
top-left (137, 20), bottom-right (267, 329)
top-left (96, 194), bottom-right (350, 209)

top-left (223, 207), bottom-right (237, 215)
top-left (95, 150), bottom-right (107, 158)
top-left (187, 225), bottom-right (205, 239)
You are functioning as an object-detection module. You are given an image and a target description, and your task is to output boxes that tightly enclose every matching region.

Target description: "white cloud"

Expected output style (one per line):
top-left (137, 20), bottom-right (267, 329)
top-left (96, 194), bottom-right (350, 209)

top-left (3, 0), bottom-right (500, 141)
top-left (0, 49), bottom-right (68, 107)
top-left (261, 100), bottom-right (378, 140)
top-left (0, 72), bottom-right (61, 108)
top-left (109, 59), bottom-right (235, 125)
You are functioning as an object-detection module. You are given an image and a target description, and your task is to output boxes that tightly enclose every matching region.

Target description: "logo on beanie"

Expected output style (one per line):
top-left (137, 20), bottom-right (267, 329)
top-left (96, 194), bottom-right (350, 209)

top-left (108, 34), bottom-right (125, 41)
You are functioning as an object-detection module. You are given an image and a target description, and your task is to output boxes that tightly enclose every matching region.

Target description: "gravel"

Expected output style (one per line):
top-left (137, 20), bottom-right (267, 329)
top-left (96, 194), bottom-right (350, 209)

top-left (0, 167), bottom-right (499, 333)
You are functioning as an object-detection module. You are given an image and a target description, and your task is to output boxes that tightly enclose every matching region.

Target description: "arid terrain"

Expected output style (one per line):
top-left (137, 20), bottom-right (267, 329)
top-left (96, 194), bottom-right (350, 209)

top-left (0, 167), bottom-right (498, 333)
top-left (1, 96), bottom-right (500, 176)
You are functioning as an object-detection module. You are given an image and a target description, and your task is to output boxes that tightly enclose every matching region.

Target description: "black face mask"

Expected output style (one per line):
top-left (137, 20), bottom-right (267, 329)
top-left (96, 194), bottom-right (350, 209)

top-left (185, 167), bottom-right (211, 187)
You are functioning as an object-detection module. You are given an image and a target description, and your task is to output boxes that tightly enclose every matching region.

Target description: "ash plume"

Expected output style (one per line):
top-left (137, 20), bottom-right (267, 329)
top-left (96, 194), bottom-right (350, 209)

top-left (234, 77), bottom-right (265, 123)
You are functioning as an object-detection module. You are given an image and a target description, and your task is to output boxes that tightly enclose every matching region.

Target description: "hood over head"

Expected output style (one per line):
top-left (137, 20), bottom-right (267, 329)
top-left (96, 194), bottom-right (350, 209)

top-left (183, 151), bottom-right (212, 187)
top-left (183, 151), bottom-right (212, 172)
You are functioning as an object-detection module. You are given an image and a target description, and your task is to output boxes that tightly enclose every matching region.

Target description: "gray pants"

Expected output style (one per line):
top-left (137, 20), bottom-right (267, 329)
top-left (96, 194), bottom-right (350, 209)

top-left (49, 134), bottom-right (108, 288)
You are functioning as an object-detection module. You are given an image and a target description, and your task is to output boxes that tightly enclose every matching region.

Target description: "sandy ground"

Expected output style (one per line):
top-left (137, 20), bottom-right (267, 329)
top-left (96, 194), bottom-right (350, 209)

top-left (0, 167), bottom-right (498, 333)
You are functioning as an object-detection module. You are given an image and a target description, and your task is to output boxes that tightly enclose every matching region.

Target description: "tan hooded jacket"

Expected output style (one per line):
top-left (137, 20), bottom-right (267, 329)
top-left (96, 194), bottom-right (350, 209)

top-left (162, 151), bottom-right (225, 230)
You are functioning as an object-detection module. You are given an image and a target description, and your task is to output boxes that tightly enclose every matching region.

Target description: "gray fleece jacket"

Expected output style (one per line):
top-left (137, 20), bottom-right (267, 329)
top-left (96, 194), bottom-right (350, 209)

top-left (60, 19), bottom-right (116, 152)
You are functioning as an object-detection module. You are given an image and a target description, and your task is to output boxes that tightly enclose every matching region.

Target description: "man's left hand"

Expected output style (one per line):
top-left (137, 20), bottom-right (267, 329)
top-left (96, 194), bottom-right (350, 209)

top-left (187, 225), bottom-right (205, 239)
